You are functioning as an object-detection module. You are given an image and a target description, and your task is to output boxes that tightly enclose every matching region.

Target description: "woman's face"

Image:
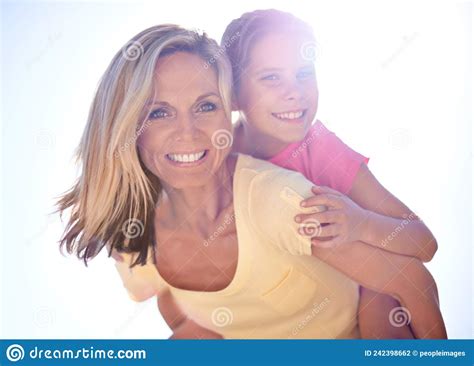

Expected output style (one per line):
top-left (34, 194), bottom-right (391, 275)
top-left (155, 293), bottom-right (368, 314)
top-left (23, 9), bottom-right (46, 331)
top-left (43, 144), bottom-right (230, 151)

top-left (137, 52), bottom-right (232, 189)
top-left (236, 31), bottom-right (319, 144)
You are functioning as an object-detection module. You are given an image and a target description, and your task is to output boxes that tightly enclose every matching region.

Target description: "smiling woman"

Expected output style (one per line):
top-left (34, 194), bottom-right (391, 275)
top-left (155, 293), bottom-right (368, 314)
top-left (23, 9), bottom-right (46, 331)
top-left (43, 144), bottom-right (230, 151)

top-left (55, 25), bottom-right (233, 268)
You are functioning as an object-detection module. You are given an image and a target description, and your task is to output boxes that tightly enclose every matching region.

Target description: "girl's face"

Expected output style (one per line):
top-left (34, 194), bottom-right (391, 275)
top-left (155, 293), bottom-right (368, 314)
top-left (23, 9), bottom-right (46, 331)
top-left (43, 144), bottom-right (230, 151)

top-left (236, 31), bottom-right (319, 144)
top-left (137, 52), bottom-right (232, 189)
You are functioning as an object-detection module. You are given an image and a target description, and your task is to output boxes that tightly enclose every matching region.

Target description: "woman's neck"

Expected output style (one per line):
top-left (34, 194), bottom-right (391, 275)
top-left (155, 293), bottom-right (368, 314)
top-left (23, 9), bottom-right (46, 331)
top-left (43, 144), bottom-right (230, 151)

top-left (233, 119), bottom-right (288, 160)
top-left (161, 156), bottom-right (236, 225)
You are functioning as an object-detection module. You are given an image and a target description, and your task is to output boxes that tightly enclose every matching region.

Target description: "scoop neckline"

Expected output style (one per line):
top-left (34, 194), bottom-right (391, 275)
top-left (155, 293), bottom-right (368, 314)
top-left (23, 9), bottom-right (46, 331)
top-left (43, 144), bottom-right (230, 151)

top-left (147, 153), bottom-right (247, 296)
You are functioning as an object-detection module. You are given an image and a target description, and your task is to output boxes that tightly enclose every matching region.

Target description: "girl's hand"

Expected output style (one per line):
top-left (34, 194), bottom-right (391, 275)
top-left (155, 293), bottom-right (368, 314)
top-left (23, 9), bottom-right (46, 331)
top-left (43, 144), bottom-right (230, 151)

top-left (294, 185), bottom-right (370, 248)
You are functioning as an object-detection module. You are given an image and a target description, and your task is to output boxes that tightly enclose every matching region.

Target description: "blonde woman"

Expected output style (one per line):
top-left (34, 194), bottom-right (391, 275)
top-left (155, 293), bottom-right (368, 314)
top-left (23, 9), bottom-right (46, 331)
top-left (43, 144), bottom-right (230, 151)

top-left (56, 25), bottom-right (445, 339)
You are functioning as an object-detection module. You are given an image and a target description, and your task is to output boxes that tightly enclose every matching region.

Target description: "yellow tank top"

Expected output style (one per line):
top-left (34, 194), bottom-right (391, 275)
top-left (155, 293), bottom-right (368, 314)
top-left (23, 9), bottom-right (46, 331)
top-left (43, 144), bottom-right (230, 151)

top-left (114, 154), bottom-right (360, 339)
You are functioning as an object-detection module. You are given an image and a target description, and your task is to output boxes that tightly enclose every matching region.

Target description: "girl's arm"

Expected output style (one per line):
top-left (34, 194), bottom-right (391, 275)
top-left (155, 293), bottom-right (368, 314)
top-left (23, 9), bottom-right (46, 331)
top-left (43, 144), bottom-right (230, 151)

top-left (310, 240), bottom-right (446, 339)
top-left (297, 163), bottom-right (437, 262)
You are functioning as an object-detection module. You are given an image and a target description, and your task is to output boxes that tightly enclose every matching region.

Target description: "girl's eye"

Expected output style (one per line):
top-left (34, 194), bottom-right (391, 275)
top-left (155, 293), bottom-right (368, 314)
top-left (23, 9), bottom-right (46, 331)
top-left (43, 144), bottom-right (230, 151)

top-left (297, 70), bottom-right (314, 79)
top-left (197, 102), bottom-right (217, 113)
top-left (148, 108), bottom-right (169, 120)
top-left (261, 74), bottom-right (279, 81)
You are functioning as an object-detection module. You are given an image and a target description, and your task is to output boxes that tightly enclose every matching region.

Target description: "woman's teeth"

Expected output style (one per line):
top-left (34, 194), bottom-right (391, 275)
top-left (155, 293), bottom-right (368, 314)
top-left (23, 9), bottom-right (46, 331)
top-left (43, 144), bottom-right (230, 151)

top-left (167, 150), bottom-right (206, 163)
top-left (273, 110), bottom-right (305, 120)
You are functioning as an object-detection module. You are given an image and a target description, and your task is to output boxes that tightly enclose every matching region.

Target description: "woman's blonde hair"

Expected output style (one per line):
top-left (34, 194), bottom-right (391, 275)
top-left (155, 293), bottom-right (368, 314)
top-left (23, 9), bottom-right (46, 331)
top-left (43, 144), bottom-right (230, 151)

top-left (56, 24), bottom-right (233, 268)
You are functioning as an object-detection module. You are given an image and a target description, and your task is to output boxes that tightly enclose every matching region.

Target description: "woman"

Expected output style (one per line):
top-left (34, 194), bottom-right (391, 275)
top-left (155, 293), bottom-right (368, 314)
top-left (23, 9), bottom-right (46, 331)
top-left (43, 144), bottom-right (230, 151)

top-left (56, 25), bottom-right (445, 339)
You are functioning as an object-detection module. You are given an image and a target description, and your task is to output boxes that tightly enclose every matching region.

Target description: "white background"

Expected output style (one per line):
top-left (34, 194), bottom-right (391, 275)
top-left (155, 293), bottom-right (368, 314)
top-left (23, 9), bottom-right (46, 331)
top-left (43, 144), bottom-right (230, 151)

top-left (1, 0), bottom-right (472, 339)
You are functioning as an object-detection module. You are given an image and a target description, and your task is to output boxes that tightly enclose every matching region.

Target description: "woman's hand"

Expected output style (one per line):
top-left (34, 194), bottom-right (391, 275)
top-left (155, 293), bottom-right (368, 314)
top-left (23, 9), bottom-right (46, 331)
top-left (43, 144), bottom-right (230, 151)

top-left (294, 185), bottom-right (370, 248)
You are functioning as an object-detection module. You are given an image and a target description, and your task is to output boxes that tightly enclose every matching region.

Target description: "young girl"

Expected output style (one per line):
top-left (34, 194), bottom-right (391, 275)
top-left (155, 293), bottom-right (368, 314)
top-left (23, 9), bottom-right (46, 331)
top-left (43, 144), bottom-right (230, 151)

top-left (220, 9), bottom-right (445, 338)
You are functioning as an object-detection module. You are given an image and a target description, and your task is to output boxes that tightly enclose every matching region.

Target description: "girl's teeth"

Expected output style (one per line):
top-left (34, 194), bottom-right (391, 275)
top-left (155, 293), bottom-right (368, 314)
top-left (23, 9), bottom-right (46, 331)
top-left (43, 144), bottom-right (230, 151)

top-left (275, 111), bottom-right (304, 120)
top-left (168, 151), bottom-right (206, 163)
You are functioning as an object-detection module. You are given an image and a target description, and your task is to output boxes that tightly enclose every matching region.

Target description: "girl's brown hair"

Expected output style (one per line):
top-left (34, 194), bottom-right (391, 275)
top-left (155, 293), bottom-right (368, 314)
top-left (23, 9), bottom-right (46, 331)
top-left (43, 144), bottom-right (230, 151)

top-left (221, 9), bottom-right (316, 91)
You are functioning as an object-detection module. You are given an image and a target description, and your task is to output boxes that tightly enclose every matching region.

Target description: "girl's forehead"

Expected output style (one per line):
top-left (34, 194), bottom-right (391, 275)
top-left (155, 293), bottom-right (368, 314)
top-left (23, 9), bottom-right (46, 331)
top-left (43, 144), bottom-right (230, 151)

top-left (247, 32), bottom-right (314, 70)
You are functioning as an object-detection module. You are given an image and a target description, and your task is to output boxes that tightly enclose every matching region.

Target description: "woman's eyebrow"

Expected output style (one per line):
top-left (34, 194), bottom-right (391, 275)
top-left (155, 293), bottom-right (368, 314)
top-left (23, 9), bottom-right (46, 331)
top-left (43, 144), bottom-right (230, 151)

top-left (146, 100), bottom-right (170, 107)
top-left (195, 92), bottom-right (219, 102)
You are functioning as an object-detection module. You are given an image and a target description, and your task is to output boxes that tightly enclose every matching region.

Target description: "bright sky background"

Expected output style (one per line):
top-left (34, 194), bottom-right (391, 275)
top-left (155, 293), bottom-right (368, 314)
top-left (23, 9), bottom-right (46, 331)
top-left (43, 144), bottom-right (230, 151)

top-left (1, 0), bottom-right (472, 339)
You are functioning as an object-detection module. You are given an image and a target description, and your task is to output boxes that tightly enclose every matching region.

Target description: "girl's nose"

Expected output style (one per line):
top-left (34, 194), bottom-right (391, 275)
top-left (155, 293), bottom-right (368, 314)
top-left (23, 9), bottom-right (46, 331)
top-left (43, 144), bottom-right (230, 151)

top-left (282, 80), bottom-right (304, 101)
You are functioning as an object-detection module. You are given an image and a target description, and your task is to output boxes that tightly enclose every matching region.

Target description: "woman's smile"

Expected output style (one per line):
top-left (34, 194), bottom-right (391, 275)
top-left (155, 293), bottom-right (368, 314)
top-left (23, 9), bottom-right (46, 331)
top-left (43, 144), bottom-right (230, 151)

top-left (165, 149), bottom-right (209, 167)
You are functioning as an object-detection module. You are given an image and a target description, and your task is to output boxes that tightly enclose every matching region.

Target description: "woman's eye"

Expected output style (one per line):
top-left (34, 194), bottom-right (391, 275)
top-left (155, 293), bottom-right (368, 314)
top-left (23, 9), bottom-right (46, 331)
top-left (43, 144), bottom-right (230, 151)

top-left (197, 102), bottom-right (217, 113)
top-left (148, 108), bottom-right (169, 119)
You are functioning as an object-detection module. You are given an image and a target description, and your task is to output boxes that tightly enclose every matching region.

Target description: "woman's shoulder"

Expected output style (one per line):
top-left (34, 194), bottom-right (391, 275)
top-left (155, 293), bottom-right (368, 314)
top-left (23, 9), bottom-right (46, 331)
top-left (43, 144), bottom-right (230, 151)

top-left (234, 153), bottom-right (325, 257)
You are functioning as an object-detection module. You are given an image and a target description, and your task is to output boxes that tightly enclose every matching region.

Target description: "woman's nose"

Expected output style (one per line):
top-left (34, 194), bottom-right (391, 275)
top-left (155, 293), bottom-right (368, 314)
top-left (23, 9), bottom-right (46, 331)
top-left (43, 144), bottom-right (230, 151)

top-left (175, 115), bottom-right (199, 141)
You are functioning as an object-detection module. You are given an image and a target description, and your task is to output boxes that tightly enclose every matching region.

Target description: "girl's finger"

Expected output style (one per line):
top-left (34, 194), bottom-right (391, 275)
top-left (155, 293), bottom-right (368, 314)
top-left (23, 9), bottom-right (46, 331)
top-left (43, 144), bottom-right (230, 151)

top-left (295, 210), bottom-right (341, 225)
top-left (311, 185), bottom-right (342, 197)
top-left (311, 236), bottom-right (340, 248)
top-left (301, 193), bottom-right (342, 209)
top-left (315, 223), bottom-right (341, 237)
